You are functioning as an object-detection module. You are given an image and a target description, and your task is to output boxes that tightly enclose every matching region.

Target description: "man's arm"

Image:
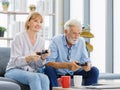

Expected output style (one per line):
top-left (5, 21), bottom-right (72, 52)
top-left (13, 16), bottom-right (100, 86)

top-left (46, 62), bottom-right (70, 69)
top-left (80, 38), bottom-right (92, 71)
top-left (46, 61), bottom-right (80, 71)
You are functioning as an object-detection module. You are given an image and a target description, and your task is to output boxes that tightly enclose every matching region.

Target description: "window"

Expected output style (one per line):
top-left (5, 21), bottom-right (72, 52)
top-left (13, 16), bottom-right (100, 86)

top-left (70, 0), bottom-right (106, 72)
top-left (70, 0), bottom-right (83, 24)
top-left (114, 0), bottom-right (120, 73)
top-left (90, 0), bottom-right (106, 72)
top-left (0, 0), bottom-right (54, 47)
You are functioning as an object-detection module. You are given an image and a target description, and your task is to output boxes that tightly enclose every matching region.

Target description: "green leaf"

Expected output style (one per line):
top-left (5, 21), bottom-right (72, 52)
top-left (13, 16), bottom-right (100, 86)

top-left (0, 26), bottom-right (7, 32)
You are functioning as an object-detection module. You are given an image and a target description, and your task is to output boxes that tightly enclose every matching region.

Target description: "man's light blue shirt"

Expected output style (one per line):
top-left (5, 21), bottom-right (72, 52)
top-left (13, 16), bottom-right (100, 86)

top-left (46, 34), bottom-right (91, 75)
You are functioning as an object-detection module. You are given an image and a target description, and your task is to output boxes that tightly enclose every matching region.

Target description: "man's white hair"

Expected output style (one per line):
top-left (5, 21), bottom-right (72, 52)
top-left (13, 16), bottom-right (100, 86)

top-left (64, 19), bottom-right (82, 31)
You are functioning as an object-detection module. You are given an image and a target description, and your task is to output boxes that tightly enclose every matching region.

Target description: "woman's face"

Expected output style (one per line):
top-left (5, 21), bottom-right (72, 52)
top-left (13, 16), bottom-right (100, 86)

top-left (28, 17), bottom-right (42, 32)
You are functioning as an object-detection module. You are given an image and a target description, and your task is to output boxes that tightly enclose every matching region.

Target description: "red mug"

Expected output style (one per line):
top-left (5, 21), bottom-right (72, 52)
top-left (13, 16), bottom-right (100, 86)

top-left (60, 76), bottom-right (71, 88)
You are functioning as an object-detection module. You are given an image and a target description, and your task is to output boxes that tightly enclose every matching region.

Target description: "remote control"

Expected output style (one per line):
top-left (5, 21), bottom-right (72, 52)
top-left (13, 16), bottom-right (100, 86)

top-left (36, 50), bottom-right (48, 55)
top-left (76, 62), bottom-right (88, 66)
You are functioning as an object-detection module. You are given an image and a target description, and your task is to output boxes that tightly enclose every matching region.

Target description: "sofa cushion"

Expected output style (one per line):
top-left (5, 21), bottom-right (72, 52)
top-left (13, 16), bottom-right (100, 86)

top-left (0, 76), bottom-right (30, 90)
top-left (0, 47), bottom-right (10, 76)
top-left (0, 81), bottom-right (20, 90)
top-left (0, 47), bottom-right (30, 90)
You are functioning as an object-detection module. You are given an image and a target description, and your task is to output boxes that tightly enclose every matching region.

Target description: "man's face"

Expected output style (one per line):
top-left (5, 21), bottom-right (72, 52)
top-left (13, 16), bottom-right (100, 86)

top-left (65, 26), bottom-right (81, 44)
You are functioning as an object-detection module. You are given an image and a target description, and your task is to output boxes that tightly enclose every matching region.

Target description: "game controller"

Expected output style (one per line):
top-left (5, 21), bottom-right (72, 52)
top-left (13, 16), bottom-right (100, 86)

top-left (76, 62), bottom-right (88, 66)
top-left (36, 50), bottom-right (48, 55)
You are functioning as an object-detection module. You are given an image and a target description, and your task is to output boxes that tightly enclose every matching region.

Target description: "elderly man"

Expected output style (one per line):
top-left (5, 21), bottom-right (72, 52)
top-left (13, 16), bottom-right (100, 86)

top-left (45, 19), bottom-right (99, 89)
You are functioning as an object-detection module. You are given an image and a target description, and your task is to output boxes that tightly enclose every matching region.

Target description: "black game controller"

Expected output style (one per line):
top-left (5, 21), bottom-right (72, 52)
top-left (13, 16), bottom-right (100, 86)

top-left (76, 62), bottom-right (88, 66)
top-left (36, 50), bottom-right (48, 55)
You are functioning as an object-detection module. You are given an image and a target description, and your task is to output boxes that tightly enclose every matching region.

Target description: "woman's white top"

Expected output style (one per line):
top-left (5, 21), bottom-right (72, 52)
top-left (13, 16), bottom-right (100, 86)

top-left (6, 31), bottom-right (46, 72)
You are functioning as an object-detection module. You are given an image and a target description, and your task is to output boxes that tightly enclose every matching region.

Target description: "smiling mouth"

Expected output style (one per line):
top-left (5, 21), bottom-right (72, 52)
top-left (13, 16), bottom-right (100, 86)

top-left (73, 39), bottom-right (77, 41)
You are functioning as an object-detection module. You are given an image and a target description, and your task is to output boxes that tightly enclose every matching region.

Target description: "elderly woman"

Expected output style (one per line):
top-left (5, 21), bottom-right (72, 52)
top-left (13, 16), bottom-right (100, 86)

top-left (5, 12), bottom-right (50, 90)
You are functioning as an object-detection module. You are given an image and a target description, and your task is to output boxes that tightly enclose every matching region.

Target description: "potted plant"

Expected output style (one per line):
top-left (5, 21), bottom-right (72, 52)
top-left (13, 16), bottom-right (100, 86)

top-left (29, 4), bottom-right (36, 12)
top-left (2, 0), bottom-right (9, 11)
top-left (0, 26), bottom-right (7, 37)
top-left (80, 25), bottom-right (94, 52)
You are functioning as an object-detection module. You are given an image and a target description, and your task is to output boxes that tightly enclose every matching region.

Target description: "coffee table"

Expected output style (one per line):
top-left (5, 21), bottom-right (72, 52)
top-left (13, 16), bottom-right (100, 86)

top-left (53, 79), bottom-right (120, 90)
top-left (53, 84), bottom-right (120, 90)
top-left (52, 87), bottom-right (86, 90)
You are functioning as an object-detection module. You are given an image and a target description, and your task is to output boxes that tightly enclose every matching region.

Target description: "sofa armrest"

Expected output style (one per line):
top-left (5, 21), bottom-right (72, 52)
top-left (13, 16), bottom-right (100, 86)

top-left (0, 81), bottom-right (20, 90)
top-left (0, 47), bottom-right (10, 76)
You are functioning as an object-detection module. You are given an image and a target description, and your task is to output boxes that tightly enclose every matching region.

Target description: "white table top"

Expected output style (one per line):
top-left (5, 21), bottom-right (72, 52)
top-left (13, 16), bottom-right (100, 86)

top-left (52, 87), bottom-right (87, 90)
top-left (53, 84), bottom-right (120, 90)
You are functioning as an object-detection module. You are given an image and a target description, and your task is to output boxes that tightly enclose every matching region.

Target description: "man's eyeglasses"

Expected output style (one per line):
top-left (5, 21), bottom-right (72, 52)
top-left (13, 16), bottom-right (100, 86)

top-left (67, 47), bottom-right (71, 60)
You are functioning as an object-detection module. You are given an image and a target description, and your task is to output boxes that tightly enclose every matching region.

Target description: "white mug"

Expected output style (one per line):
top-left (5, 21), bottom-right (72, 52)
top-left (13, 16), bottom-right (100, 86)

top-left (73, 75), bottom-right (82, 87)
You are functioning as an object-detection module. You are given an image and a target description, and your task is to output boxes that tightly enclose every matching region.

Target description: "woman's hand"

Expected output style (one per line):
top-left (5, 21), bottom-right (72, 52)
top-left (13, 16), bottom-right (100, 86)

top-left (25, 55), bottom-right (41, 63)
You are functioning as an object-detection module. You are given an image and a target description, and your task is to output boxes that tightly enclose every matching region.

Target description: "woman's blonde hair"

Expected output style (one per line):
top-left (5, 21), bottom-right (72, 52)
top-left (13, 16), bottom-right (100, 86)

top-left (25, 12), bottom-right (43, 30)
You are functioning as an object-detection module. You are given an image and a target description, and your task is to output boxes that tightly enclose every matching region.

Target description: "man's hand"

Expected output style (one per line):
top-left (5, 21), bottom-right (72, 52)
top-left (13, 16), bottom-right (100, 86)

top-left (68, 61), bottom-right (80, 71)
top-left (82, 62), bottom-right (91, 71)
